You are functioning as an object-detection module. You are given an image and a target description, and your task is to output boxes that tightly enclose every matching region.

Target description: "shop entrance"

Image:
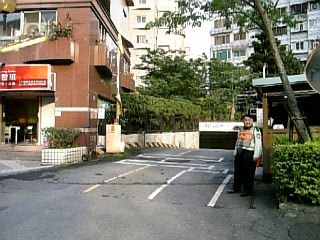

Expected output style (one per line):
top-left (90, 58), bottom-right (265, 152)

top-left (3, 97), bottom-right (39, 144)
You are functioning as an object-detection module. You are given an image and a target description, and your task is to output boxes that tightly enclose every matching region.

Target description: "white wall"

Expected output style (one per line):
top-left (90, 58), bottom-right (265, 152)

top-left (40, 96), bottom-right (55, 144)
top-left (111, 0), bottom-right (130, 39)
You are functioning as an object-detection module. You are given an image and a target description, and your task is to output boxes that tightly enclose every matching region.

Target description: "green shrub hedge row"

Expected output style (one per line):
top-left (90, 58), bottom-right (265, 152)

top-left (42, 127), bottom-right (80, 148)
top-left (273, 142), bottom-right (320, 205)
top-left (121, 93), bottom-right (200, 117)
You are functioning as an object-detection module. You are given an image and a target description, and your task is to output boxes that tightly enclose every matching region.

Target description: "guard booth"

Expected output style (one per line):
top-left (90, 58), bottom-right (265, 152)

top-left (252, 74), bottom-right (320, 181)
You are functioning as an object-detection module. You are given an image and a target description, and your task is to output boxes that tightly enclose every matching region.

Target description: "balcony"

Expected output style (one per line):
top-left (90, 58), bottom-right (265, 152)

top-left (1, 37), bottom-right (76, 65)
top-left (93, 45), bottom-right (113, 79)
top-left (120, 73), bottom-right (135, 92)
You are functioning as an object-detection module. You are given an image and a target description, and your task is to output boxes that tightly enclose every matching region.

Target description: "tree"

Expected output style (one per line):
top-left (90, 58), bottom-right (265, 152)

top-left (137, 49), bottom-right (208, 102)
top-left (208, 59), bottom-right (255, 120)
top-left (243, 32), bottom-right (304, 76)
top-left (147, 0), bottom-right (311, 142)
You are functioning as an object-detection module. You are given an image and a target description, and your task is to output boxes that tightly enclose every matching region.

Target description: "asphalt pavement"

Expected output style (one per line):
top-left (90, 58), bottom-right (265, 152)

top-left (0, 148), bottom-right (319, 240)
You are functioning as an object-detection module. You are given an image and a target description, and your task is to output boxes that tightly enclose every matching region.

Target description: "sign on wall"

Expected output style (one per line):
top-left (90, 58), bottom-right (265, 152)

top-left (0, 64), bottom-right (52, 91)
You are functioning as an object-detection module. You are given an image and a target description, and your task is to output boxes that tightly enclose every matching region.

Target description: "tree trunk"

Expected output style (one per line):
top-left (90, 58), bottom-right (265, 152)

top-left (254, 0), bottom-right (311, 142)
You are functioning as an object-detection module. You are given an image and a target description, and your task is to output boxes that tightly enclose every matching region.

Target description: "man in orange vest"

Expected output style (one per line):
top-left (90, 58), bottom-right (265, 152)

top-left (228, 114), bottom-right (262, 197)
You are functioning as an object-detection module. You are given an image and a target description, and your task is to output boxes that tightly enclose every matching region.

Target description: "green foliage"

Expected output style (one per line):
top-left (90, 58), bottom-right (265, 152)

top-left (137, 49), bottom-right (207, 102)
top-left (146, 0), bottom-right (295, 34)
top-left (137, 49), bottom-right (258, 121)
top-left (243, 32), bottom-right (304, 76)
top-left (208, 59), bottom-right (258, 120)
top-left (121, 93), bottom-right (200, 118)
top-left (42, 127), bottom-right (80, 148)
top-left (273, 142), bottom-right (320, 205)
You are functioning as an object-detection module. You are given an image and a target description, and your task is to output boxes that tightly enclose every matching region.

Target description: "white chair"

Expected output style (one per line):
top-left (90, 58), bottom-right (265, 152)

top-left (5, 126), bottom-right (11, 143)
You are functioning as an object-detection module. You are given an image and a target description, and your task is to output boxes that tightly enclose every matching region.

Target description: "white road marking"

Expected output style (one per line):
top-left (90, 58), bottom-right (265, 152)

top-left (122, 159), bottom-right (210, 167)
top-left (82, 165), bottom-right (150, 193)
top-left (207, 174), bottom-right (233, 208)
top-left (148, 168), bottom-right (194, 200)
top-left (178, 150), bottom-right (192, 156)
top-left (103, 165), bottom-right (150, 183)
top-left (82, 184), bottom-right (101, 193)
top-left (138, 154), bottom-right (224, 163)
top-left (222, 169), bottom-right (230, 174)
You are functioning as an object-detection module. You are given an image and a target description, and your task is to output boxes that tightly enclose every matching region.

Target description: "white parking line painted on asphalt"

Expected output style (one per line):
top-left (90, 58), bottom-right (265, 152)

top-left (148, 168), bottom-right (194, 200)
top-left (120, 159), bottom-right (212, 168)
top-left (82, 165), bottom-right (150, 193)
top-left (207, 174), bottom-right (233, 208)
top-left (103, 165), bottom-right (150, 183)
top-left (82, 184), bottom-right (101, 193)
top-left (178, 150), bottom-right (193, 156)
top-left (138, 154), bottom-right (224, 163)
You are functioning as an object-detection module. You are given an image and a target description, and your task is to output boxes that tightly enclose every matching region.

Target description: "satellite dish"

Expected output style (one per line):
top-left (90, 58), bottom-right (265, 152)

top-left (306, 45), bottom-right (320, 93)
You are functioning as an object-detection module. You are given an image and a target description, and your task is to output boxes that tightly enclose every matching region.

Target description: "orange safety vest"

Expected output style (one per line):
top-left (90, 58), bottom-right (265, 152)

top-left (235, 127), bottom-right (255, 151)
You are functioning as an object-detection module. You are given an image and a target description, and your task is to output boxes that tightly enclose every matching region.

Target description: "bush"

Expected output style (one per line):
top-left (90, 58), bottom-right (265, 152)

top-left (273, 142), bottom-right (320, 205)
top-left (42, 127), bottom-right (80, 148)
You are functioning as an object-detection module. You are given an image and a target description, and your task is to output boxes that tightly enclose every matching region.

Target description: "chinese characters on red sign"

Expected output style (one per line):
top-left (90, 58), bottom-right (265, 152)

top-left (0, 65), bottom-right (50, 90)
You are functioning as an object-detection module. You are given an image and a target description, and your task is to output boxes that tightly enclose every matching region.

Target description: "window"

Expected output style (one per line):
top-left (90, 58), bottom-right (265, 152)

top-left (310, 40), bottom-right (319, 50)
top-left (233, 32), bottom-right (246, 41)
top-left (234, 49), bottom-right (246, 58)
top-left (136, 35), bottom-right (146, 44)
top-left (274, 26), bottom-right (287, 36)
top-left (295, 41), bottom-right (305, 50)
top-left (139, 0), bottom-right (146, 3)
top-left (23, 11), bottom-right (56, 35)
top-left (309, 18), bottom-right (320, 29)
top-left (214, 19), bottom-right (225, 28)
top-left (293, 22), bottom-right (307, 32)
top-left (278, 7), bottom-right (287, 15)
top-left (212, 49), bottom-right (231, 60)
top-left (0, 12), bottom-right (21, 38)
top-left (98, 23), bottom-right (110, 44)
top-left (137, 16), bottom-right (146, 24)
top-left (291, 3), bottom-right (308, 14)
top-left (214, 34), bottom-right (230, 45)
top-left (310, 1), bottom-right (320, 11)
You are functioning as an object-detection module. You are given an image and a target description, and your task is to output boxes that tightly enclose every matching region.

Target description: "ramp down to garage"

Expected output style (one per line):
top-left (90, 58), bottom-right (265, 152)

top-left (199, 122), bottom-right (240, 150)
top-left (199, 131), bottom-right (237, 150)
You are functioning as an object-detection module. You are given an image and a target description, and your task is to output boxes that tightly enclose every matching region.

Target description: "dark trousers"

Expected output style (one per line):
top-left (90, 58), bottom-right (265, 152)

top-left (233, 149), bottom-right (256, 194)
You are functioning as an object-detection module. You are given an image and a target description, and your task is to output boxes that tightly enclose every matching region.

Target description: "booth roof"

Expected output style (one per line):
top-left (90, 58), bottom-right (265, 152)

top-left (252, 74), bottom-right (306, 87)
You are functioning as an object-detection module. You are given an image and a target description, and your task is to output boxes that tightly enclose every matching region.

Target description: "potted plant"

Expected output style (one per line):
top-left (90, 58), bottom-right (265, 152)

top-left (41, 127), bottom-right (86, 165)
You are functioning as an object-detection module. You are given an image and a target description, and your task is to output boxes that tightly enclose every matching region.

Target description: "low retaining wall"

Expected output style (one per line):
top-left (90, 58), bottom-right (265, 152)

top-left (41, 146), bottom-right (87, 165)
top-left (121, 132), bottom-right (199, 149)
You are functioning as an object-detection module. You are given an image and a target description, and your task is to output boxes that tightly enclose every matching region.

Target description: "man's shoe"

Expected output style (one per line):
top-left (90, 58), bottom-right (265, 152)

top-left (228, 189), bottom-right (239, 194)
top-left (240, 192), bottom-right (252, 197)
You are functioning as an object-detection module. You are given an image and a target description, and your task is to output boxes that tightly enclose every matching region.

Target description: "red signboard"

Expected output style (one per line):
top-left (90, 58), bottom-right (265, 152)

top-left (0, 64), bottom-right (51, 91)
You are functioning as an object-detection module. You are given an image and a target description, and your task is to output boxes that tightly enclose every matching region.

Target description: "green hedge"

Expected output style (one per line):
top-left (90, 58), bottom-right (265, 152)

top-left (273, 142), bottom-right (320, 205)
top-left (42, 127), bottom-right (80, 148)
top-left (121, 93), bottom-right (200, 117)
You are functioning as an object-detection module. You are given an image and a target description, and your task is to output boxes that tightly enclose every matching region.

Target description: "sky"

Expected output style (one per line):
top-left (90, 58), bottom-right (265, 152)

top-left (184, 21), bottom-right (212, 59)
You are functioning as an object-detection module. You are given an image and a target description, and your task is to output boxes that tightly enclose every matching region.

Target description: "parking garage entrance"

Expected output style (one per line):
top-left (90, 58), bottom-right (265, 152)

top-left (199, 122), bottom-right (240, 149)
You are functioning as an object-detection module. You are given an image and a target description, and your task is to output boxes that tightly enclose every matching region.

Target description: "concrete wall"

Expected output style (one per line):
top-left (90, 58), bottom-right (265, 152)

top-left (122, 131), bottom-right (199, 149)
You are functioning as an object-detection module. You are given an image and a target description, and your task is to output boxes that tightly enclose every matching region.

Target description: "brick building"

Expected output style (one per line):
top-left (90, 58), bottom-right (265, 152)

top-left (0, 0), bottom-right (135, 146)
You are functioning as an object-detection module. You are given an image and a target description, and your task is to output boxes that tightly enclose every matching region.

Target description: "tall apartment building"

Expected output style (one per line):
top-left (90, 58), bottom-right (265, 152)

top-left (0, 0), bottom-right (135, 146)
top-left (210, 0), bottom-right (320, 66)
top-left (129, 0), bottom-right (185, 87)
